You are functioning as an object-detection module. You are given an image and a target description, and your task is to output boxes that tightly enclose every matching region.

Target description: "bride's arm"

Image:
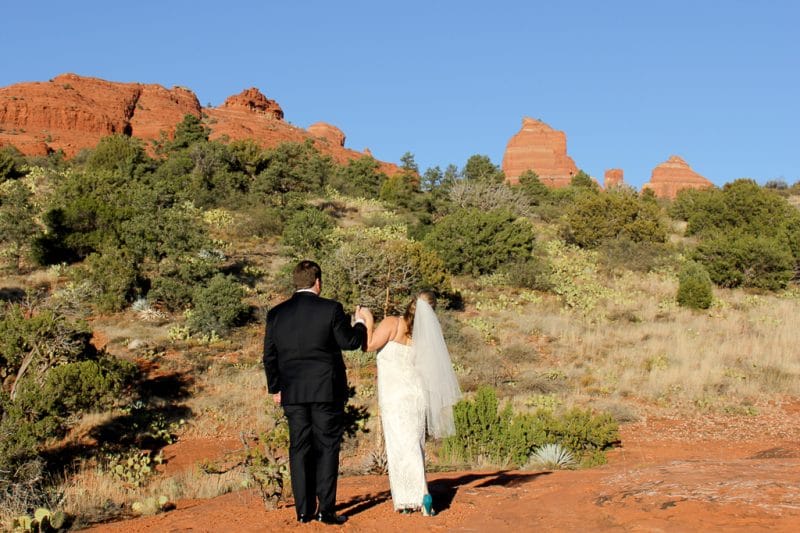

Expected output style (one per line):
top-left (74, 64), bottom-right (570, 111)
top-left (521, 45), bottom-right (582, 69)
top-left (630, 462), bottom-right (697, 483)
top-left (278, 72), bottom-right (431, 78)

top-left (366, 316), bottom-right (397, 352)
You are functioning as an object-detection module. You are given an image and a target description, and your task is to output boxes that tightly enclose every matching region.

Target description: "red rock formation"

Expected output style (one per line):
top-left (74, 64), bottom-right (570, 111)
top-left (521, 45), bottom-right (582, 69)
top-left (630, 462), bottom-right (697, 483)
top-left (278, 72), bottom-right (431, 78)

top-left (0, 74), bottom-right (400, 176)
top-left (308, 122), bottom-right (345, 147)
top-left (643, 155), bottom-right (714, 199)
top-left (220, 88), bottom-right (283, 120)
top-left (502, 117), bottom-right (578, 187)
top-left (0, 73), bottom-right (200, 156)
top-left (604, 168), bottom-right (624, 189)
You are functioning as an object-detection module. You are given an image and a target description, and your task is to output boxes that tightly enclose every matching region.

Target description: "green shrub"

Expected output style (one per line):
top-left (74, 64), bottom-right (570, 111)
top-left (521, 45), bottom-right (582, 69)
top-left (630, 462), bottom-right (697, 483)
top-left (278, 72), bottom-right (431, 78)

top-left (84, 134), bottom-right (152, 178)
top-left (329, 155), bottom-right (387, 198)
top-left (0, 305), bottom-right (136, 476)
top-left (692, 232), bottom-right (794, 290)
top-left (253, 141), bottom-right (334, 197)
top-left (501, 253), bottom-right (553, 291)
top-left (676, 261), bottom-right (714, 309)
top-left (671, 180), bottom-right (800, 290)
top-left (424, 208), bottom-right (535, 276)
top-left (597, 237), bottom-right (676, 273)
top-left (564, 188), bottom-right (668, 248)
top-left (281, 207), bottom-right (334, 257)
top-left (187, 274), bottom-right (247, 335)
top-left (570, 170), bottom-right (599, 190)
top-left (462, 154), bottom-right (504, 183)
top-left (0, 179), bottom-right (40, 272)
top-left (79, 249), bottom-right (140, 312)
top-left (441, 387), bottom-right (619, 468)
top-left (0, 145), bottom-right (28, 182)
top-left (517, 170), bottom-right (551, 206)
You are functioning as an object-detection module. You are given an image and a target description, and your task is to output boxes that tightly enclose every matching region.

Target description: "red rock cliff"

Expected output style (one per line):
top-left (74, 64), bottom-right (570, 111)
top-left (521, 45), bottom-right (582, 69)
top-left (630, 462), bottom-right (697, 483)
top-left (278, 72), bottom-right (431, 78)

top-left (501, 117), bottom-right (578, 187)
top-left (0, 74), bottom-right (399, 176)
top-left (643, 155), bottom-right (714, 199)
top-left (604, 168), bottom-right (624, 189)
top-left (0, 73), bottom-right (201, 156)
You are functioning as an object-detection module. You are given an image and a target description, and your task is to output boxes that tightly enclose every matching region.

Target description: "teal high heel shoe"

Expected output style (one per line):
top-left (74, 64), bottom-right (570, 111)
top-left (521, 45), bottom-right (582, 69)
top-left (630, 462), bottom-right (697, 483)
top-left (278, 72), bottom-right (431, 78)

top-left (421, 494), bottom-right (435, 516)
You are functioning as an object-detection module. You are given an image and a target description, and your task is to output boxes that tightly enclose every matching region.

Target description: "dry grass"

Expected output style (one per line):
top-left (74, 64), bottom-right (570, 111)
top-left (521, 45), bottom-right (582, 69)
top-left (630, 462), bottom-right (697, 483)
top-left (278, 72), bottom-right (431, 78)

top-left (453, 271), bottom-right (800, 415)
top-left (62, 463), bottom-right (244, 528)
top-left (182, 362), bottom-right (271, 438)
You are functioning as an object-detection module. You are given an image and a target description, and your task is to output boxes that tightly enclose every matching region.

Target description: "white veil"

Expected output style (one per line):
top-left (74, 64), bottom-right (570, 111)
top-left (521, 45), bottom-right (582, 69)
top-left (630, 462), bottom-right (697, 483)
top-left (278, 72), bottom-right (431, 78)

top-left (412, 298), bottom-right (462, 439)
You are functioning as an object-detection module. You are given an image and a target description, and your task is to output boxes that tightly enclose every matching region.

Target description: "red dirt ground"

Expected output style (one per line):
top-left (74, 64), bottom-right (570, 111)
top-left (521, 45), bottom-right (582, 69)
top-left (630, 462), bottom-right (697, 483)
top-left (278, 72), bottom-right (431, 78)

top-left (83, 399), bottom-right (800, 532)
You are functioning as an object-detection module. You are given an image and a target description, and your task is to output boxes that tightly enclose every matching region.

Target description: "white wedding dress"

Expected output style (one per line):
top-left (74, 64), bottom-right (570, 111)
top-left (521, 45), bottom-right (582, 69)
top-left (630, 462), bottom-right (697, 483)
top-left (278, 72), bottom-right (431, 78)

top-left (377, 340), bottom-right (428, 511)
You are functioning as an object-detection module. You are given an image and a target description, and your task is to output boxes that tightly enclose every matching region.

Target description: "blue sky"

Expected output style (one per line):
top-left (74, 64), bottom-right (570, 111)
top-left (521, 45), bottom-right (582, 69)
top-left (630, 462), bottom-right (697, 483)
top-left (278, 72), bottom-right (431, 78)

top-left (2, 1), bottom-right (798, 189)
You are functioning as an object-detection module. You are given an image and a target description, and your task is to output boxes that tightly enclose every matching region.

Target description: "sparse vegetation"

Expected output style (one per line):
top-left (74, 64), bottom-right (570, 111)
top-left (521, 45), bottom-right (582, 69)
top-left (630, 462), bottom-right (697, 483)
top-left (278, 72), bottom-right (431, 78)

top-left (0, 132), bottom-right (798, 529)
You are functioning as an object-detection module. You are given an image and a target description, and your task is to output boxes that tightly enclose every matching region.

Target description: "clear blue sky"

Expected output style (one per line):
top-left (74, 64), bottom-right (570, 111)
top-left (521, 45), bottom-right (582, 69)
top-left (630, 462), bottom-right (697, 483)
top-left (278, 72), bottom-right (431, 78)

top-left (2, 1), bottom-right (798, 189)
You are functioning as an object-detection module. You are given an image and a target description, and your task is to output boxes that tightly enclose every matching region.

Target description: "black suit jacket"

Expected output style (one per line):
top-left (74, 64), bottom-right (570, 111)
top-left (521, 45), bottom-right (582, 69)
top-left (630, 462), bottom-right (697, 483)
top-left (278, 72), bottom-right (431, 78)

top-left (263, 291), bottom-right (366, 404)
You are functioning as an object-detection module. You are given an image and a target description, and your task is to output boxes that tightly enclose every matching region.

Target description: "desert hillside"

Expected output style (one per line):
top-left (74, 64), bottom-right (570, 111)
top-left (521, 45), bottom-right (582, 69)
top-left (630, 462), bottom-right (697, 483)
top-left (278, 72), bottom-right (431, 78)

top-left (1, 87), bottom-right (799, 532)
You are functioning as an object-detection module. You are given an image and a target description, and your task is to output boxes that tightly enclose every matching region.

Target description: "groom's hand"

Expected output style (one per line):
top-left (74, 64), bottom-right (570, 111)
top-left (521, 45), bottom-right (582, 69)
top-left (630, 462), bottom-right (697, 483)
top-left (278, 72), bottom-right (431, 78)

top-left (272, 392), bottom-right (281, 404)
top-left (358, 306), bottom-right (374, 325)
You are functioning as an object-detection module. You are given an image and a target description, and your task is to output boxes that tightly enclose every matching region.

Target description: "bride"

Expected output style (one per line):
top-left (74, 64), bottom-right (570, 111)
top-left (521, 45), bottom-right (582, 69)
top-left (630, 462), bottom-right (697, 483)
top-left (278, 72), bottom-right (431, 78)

top-left (363, 290), bottom-right (461, 516)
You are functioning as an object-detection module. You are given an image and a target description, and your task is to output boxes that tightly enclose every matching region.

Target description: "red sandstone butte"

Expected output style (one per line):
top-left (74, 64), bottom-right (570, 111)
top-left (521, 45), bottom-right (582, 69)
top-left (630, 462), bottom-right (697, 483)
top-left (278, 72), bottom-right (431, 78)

top-left (502, 117), bottom-right (578, 187)
top-left (0, 74), bottom-right (400, 176)
top-left (604, 168), bottom-right (624, 189)
top-left (308, 122), bottom-right (346, 147)
top-left (642, 155), bottom-right (714, 199)
top-left (0, 73), bottom-right (201, 156)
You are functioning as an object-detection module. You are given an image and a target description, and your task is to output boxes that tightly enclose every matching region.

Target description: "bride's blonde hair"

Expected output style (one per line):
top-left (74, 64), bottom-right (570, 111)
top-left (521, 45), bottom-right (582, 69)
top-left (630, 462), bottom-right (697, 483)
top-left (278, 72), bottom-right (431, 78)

top-left (403, 290), bottom-right (436, 337)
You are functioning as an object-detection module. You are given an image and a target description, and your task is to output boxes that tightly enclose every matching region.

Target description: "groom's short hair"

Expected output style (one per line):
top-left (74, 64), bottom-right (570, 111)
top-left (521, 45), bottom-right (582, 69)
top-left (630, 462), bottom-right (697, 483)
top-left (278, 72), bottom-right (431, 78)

top-left (293, 260), bottom-right (322, 290)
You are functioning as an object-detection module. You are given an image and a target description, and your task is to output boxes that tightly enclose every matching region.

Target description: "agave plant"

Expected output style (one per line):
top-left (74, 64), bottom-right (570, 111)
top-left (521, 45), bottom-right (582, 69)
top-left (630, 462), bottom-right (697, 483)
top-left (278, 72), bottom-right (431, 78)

top-left (528, 443), bottom-right (576, 470)
top-left (366, 448), bottom-right (388, 475)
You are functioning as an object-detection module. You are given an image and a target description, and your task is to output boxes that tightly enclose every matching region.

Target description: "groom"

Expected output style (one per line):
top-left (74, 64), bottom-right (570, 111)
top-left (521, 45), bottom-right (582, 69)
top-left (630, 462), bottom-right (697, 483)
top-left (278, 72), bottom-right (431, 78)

top-left (263, 260), bottom-right (369, 525)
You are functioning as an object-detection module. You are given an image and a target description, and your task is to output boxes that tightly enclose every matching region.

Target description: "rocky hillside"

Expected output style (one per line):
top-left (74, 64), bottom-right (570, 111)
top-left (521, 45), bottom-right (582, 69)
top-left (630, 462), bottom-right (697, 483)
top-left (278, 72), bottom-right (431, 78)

top-left (0, 73), bottom-right (400, 175)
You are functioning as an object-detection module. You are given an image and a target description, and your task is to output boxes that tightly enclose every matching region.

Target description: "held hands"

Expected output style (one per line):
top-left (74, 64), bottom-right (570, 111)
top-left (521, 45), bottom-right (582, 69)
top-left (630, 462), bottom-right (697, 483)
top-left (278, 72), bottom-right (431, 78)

top-left (355, 305), bottom-right (374, 327)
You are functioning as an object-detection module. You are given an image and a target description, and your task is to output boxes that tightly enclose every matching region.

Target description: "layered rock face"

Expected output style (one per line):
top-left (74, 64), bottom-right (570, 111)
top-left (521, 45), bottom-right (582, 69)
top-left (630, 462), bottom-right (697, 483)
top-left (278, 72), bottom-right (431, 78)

top-left (0, 73), bottom-right (201, 156)
top-left (502, 117), bottom-right (578, 186)
top-left (0, 74), bottom-right (399, 175)
top-left (643, 156), bottom-right (714, 199)
top-left (604, 168), bottom-right (624, 189)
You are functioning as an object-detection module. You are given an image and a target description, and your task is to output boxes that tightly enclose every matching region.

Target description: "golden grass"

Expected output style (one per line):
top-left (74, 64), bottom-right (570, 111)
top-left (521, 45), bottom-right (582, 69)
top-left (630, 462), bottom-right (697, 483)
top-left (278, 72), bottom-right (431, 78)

top-left (62, 463), bottom-right (244, 527)
top-left (454, 271), bottom-right (800, 415)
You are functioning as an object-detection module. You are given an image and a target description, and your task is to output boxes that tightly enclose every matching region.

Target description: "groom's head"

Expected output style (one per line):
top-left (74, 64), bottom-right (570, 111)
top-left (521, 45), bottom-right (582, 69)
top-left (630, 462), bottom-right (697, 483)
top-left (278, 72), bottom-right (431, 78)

top-left (293, 260), bottom-right (322, 292)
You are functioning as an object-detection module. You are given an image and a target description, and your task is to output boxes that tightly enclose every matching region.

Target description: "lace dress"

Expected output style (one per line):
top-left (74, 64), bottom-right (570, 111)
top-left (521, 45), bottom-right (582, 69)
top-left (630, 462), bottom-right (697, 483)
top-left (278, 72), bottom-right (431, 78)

top-left (377, 340), bottom-right (428, 511)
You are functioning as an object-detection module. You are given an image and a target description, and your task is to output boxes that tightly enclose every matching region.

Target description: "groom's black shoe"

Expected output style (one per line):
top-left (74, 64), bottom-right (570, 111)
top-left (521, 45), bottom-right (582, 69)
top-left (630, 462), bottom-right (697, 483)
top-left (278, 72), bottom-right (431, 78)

top-left (297, 514), bottom-right (313, 523)
top-left (317, 512), bottom-right (347, 525)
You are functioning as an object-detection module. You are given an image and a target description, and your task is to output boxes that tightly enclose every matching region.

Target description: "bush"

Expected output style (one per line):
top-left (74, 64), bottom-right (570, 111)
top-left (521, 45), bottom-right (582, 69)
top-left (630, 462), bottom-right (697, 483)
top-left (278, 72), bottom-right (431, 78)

top-left (0, 145), bottom-right (28, 182)
top-left (692, 232), bottom-right (795, 290)
top-left (187, 274), bottom-right (247, 335)
top-left (447, 180), bottom-right (531, 216)
top-left (323, 225), bottom-right (451, 317)
top-left (676, 261), bottom-right (714, 309)
top-left (281, 207), bottom-right (334, 257)
top-left (424, 208), bottom-right (535, 276)
top-left (671, 180), bottom-right (800, 289)
top-left (517, 170), bottom-right (551, 206)
top-left (501, 253), bottom-right (553, 291)
top-left (329, 155), bottom-right (386, 198)
top-left (462, 154), bottom-right (504, 183)
top-left (440, 387), bottom-right (619, 467)
top-left (564, 188), bottom-right (668, 248)
top-left (149, 255), bottom-right (220, 311)
top-left (0, 305), bottom-right (136, 476)
top-left (79, 249), bottom-right (140, 312)
top-left (0, 179), bottom-right (40, 272)
top-left (253, 141), bottom-right (334, 197)
top-left (597, 237), bottom-right (676, 273)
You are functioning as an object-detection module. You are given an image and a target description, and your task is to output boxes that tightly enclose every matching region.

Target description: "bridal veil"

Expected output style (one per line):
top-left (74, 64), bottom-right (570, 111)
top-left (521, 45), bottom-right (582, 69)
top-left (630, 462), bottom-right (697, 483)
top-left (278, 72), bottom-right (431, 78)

top-left (412, 298), bottom-right (462, 439)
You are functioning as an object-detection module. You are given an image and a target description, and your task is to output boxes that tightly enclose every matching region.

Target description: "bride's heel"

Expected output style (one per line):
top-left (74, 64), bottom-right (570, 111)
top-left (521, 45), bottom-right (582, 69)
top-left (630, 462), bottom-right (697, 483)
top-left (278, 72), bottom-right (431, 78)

top-left (421, 494), bottom-right (435, 516)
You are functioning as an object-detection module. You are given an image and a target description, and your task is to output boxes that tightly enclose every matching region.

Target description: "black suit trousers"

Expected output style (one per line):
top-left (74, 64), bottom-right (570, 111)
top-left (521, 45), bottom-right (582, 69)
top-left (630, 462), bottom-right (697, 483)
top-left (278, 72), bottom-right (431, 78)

top-left (283, 402), bottom-right (345, 517)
